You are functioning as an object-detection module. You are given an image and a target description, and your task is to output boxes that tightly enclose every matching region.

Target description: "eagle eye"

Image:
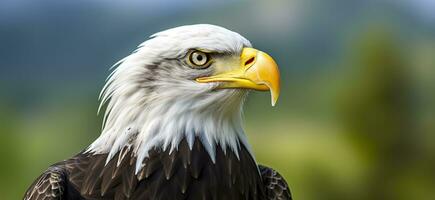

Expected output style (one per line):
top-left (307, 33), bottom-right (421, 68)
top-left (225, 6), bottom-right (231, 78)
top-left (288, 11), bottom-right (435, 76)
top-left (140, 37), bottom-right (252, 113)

top-left (187, 50), bottom-right (211, 68)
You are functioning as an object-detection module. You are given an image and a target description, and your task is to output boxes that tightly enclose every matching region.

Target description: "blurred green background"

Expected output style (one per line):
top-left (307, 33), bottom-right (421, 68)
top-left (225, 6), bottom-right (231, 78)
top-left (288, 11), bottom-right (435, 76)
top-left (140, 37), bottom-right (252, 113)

top-left (1, 0), bottom-right (435, 199)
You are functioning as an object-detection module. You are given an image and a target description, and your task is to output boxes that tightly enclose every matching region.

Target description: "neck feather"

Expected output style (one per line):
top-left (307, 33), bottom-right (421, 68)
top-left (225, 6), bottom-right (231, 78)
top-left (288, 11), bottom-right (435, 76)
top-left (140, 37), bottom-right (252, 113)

top-left (87, 86), bottom-right (253, 173)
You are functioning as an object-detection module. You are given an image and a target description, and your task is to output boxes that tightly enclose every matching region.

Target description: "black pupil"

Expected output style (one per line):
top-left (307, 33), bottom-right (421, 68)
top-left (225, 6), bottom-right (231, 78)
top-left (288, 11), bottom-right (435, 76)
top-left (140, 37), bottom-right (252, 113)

top-left (196, 54), bottom-right (203, 61)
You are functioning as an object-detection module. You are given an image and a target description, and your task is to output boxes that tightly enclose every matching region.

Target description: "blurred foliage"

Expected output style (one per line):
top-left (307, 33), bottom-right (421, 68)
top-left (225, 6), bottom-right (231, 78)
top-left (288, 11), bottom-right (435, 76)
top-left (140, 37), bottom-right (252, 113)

top-left (337, 27), bottom-right (434, 200)
top-left (1, 0), bottom-right (435, 200)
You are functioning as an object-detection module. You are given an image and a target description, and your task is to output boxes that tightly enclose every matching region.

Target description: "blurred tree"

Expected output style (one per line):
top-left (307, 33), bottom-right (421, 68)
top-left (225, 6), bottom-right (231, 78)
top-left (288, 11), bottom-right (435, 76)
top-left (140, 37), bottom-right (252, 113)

top-left (338, 26), bottom-right (423, 200)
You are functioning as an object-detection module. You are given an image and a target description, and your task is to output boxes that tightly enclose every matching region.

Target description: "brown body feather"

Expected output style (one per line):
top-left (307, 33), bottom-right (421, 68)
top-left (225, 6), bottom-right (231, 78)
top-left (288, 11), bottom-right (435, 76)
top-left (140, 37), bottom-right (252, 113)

top-left (24, 138), bottom-right (291, 200)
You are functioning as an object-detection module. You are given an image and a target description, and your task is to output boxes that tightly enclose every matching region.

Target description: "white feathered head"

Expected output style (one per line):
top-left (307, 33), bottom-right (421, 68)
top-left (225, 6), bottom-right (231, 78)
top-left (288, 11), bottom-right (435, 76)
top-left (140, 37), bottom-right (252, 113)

top-left (87, 24), bottom-right (280, 172)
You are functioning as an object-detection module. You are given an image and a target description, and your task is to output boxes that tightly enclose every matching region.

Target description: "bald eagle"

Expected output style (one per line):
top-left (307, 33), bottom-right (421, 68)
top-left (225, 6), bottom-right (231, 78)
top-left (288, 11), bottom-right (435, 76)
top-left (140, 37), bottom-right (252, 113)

top-left (24, 24), bottom-right (291, 200)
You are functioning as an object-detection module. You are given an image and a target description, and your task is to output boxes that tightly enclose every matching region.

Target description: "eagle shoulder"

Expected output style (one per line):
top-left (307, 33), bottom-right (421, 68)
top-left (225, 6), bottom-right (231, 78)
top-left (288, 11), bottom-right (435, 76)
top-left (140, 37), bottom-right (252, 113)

top-left (259, 165), bottom-right (292, 200)
top-left (24, 166), bottom-right (66, 200)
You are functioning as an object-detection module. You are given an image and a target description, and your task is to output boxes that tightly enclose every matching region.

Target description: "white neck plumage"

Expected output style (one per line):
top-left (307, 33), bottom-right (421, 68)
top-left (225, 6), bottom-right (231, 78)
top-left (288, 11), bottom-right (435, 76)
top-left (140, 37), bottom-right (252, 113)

top-left (87, 80), bottom-right (253, 173)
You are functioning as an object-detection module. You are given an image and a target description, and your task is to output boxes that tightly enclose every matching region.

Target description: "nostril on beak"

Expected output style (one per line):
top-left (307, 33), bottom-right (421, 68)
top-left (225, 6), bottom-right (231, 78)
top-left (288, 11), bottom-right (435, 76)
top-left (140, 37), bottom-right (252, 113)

top-left (244, 57), bottom-right (255, 66)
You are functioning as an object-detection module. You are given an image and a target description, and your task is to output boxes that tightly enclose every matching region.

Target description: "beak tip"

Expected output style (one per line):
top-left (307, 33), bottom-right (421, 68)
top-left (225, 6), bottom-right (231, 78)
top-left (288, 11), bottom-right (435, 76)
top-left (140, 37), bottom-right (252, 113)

top-left (271, 100), bottom-right (277, 107)
top-left (271, 93), bottom-right (278, 107)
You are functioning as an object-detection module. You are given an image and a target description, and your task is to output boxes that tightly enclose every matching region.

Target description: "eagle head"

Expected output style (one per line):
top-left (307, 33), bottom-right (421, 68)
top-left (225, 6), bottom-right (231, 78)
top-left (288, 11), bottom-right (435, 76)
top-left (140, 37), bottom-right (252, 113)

top-left (87, 24), bottom-right (280, 172)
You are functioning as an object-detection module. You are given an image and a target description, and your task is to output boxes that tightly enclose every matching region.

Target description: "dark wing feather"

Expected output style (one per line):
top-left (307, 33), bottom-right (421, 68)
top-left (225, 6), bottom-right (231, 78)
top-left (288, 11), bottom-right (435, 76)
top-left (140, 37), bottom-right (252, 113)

top-left (259, 165), bottom-right (292, 200)
top-left (25, 138), bottom-right (265, 200)
top-left (24, 166), bottom-right (66, 200)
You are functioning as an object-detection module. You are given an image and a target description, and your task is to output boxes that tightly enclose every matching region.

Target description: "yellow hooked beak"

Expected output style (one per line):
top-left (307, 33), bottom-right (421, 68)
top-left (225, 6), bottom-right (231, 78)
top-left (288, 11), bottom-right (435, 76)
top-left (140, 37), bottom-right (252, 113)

top-left (196, 47), bottom-right (280, 106)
